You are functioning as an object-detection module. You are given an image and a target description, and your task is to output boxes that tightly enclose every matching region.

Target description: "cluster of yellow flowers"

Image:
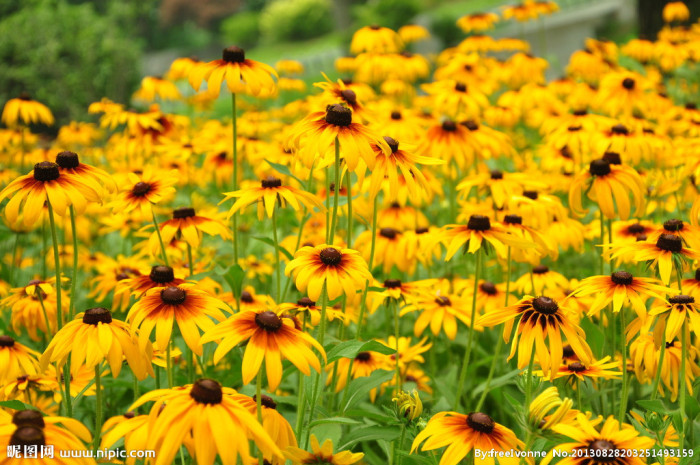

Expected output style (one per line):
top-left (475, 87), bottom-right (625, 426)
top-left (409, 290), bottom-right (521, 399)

top-left (0, 1), bottom-right (698, 464)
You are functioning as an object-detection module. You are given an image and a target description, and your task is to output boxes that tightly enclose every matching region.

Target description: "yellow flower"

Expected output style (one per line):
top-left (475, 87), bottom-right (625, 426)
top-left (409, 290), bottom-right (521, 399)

top-left (529, 386), bottom-right (574, 430)
top-left (285, 434), bottom-right (364, 465)
top-left (393, 390), bottom-right (423, 421)
top-left (1, 93), bottom-right (54, 127)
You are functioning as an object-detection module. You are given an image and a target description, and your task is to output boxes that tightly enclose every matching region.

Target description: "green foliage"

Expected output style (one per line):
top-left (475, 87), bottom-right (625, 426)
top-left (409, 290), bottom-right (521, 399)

top-left (259, 0), bottom-right (333, 43)
top-left (0, 0), bottom-right (142, 126)
top-left (353, 0), bottom-right (421, 30)
top-left (429, 10), bottom-right (464, 48)
top-left (221, 11), bottom-right (261, 49)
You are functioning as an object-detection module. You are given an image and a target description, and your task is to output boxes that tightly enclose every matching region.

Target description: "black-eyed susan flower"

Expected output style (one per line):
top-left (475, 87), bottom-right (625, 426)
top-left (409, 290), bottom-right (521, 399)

top-left (120, 265), bottom-right (186, 298)
top-left (54, 150), bottom-right (116, 195)
top-left (393, 389), bottom-right (423, 421)
top-left (221, 176), bottom-right (323, 220)
top-left (398, 24), bottom-right (429, 44)
top-left (130, 379), bottom-right (283, 465)
top-left (662, 1), bottom-right (690, 23)
top-left (567, 271), bottom-right (670, 319)
top-left (1, 92), bottom-right (54, 127)
top-left (236, 394), bottom-right (297, 465)
top-left (0, 162), bottom-right (100, 228)
top-left (277, 296), bottom-right (345, 327)
top-left (514, 265), bottom-right (569, 295)
top-left (543, 414), bottom-right (654, 465)
top-left (127, 283), bottom-right (230, 355)
top-left (649, 294), bottom-right (700, 342)
top-left (543, 357), bottom-right (622, 384)
top-left (148, 206), bottom-right (230, 255)
top-left (647, 218), bottom-right (700, 250)
top-left (2, 278), bottom-right (66, 341)
top-left (285, 245), bottom-right (372, 302)
top-left (0, 336), bottom-right (40, 384)
top-left (441, 215), bottom-right (533, 260)
top-left (350, 25), bottom-right (402, 54)
top-left (457, 12), bottom-right (500, 32)
top-left (100, 412), bottom-right (148, 465)
top-left (478, 296), bottom-right (593, 379)
top-left (328, 349), bottom-right (389, 396)
top-left (569, 158), bottom-right (645, 220)
top-left (41, 307), bottom-right (153, 380)
top-left (529, 387), bottom-right (574, 431)
top-left (133, 76), bottom-right (182, 102)
top-left (288, 104), bottom-right (389, 172)
top-left (411, 411), bottom-right (524, 465)
top-left (111, 167), bottom-right (178, 216)
top-left (188, 46), bottom-right (277, 97)
top-left (401, 291), bottom-right (478, 340)
top-left (201, 308), bottom-right (325, 390)
top-left (285, 434), bottom-right (364, 465)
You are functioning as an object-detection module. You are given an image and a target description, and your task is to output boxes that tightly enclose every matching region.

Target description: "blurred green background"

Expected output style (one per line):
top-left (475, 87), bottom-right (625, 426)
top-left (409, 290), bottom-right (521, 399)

top-left (1, 0), bottom-right (698, 126)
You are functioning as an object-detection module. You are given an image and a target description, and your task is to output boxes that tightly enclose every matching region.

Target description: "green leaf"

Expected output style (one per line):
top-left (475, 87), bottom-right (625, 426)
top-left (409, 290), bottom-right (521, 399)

top-left (684, 392), bottom-right (700, 420)
top-left (0, 400), bottom-right (37, 411)
top-left (339, 425), bottom-right (400, 450)
top-left (251, 236), bottom-right (293, 260)
top-left (326, 340), bottom-right (394, 363)
top-left (221, 264), bottom-right (245, 300)
top-left (309, 417), bottom-right (362, 428)
top-left (342, 370), bottom-right (395, 412)
top-left (265, 159), bottom-right (305, 186)
top-left (472, 369), bottom-right (519, 395)
top-left (636, 399), bottom-right (668, 414)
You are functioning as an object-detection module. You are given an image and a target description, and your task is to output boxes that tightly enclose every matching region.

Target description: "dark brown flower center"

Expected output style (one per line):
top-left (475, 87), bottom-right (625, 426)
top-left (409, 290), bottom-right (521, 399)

top-left (573, 109), bottom-right (588, 116)
top-left (262, 176), bottom-right (282, 188)
top-left (12, 410), bottom-right (45, 428)
top-left (255, 311), bottom-right (283, 331)
top-left (124, 411), bottom-right (136, 419)
top-left (10, 426), bottom-right (45, 448)
top-left (441, 120), bottom-right (457, 132)
top-left (602, 151), bottom-right (621, 165)
top-left (380, 227), bottom-right (399, 239)
top-left (622, 78), bottom-right (635, 90)
top-left (589, 159), bottom-right (611, 176)
top-left (532, 297), bottom-right (558, 315)
top-left (568, 362), bottom-right (586, 372)
top-left (560, 146), bottom-right (573, 159)
top-left (695, 268), bottom-right (700, 281)
top-left (132, 182), bottom-right (151, 197)
top-left (0, 335), bottom-right (15, 348)
top-left (686, 102), bottom-right (697, 110)
top-left (190, 379), bottom-right (223, 404)
top-left (19, 92), bottom-right (31, 101)
top-left (463, 120), bottom-right (479, 131)
top-left (33, 161), bottom-right (60, 182)
top-left (415, 227), bottom-right (429, 234)
top-left (563, 344), bottom-right (575, 358)
top-left (240, 290), bottom-right (254, 303)
top-left (627, 223), bottom-right (645, 234)
top-left (480, 282), bottom-right (497, 295)
top-left (319, 247), bottom-right (342, 266)
top-left (587, 440), bottom-right (617, 462)
top-left (82, 307), bottom-right (112, 325)
top-left (663, 219), bottom-right (684, 232)
top-left (503, 214), bottom-right (522, 225)
top-left (384, 279), bottom-right (402, 289)
top-left (533, 265), bottom-right (549, 274)
top-left (467, 215), bottom-right (491, 231)
top-left (161, 287), bottom-right (187, 305)
top-left (435, 296), bottom-right (451, 306)
top-left (355, 351), bottom-right (371, 361)
top-left (173, 207), bottom-right (195, 219)
top-left (490, 170), bottom-right (503, 180)
top-left (222, 46), bottom-right (245, 63)
top-left (56, 151), bottom-right (80, 169)
top-left (325, 104), bottom-right (352, 127)
top-left (297, 297), bottom-right (315, 307)
top-left (523, 190), bottom-right (538, 200)
top-left (253, 394), bottom-right (277, 410)
top-left (383, 136), bottom-right (399, 153)
top-left (340, 89), bottom-right (357, 105)
top-left (466, 412), bottom-right (495, 434)
top-left (150, 266), bottom-right (175, 283)
top-left (611, 271), bottom-right (633, 285)
top-left (455, 82), bottom-right (467, 92)
top-left (656, 233), bottom-right (682, 253)
top-left (390, 111), bottom-right (402, 120)
top-left (669, 294), bottom-right (694, 304)
top-left (611, 124), bottom-right (629, 135)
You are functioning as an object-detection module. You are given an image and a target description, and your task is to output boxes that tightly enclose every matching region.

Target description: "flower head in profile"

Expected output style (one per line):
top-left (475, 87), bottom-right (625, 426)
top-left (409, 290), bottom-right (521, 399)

top-left (1, 92), bottom-right (54, 127)
top-left (457, 12), bottom-right (500, 32)
top-left (663, 2), bottom-right (690, 23)
top-left (393, 390), bottom-right (423, 421)
top-left (411, 411), bottom-right (524, 465)
top-left (0, 335), bottom-right (40, 384)
top-left (285, 434), bottom-right (364, 465)
top-left (441, 215), bottom-right (533, 260)
top-left (188, 45), bottom-right (278, 97)
top-left (148, 206), bottom-right (230, 255)
top-left (350, 25), bottom-right (402, 54)
top-left (529, 387), bottom-right (574, 431)
top-left (285, 244), bottom-right (372, 302)
top-left (200, 308), bottom-right (325, 391)
top-left (130, 379), bottom-right (283, 465)
top-left (649, 294), bottom-right (700, 343)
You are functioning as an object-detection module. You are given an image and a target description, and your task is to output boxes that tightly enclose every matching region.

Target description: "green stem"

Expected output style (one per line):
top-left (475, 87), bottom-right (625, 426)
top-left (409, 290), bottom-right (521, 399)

top-left (577, 379), bottom-right (583, 410)
top-left (256, 369), bottom-right (264, 465)
top-left (618, 309), bottom-right (629, 423)
top-left (295, 313), bottom-right (308, 440)
top-left (93, 364), bottom-right (103, 452)
top-left (356, 195), bottom-right (379, 341)
top-left (151, 206), bottom-right (169, 267)
top-left (231, 93), bottom-right (239, 263)
top-left (20, 127), bottom-right (26, 173)
top-left (393, 299), bottom-right (402, 393)
top-left (186, 243), bottom-right (194, 277)
top-left (68, 206), bottom-right (78, 321)
top-left (133, 371), bottom-right (140, 409)
top-left (272, 208), bottom-right (281, 302)
top-left (9, 233), bottom-right (20, 286)
top-left (166, 343), bottom-right (174, 388)
top-left (599, 209), bottom-right (605, 276)
top-left (679, 320), bottom-right (687, 451)
top-left (46, 200), bottom-right (63, 330)
top-left (346, 169), bottom-right (354, 247)
top-left (650, 318), bottom-right (667, 400)
top-left (304, 284), bottom-right (328, 448)
top-left (36, 289), bottom-right (53, 338)
top-left (393, 423), bottom-right (406, 465)
top-left (329, 137), bottom-right (341, 245)
top-left (455, 248), bottom-right (482, 410)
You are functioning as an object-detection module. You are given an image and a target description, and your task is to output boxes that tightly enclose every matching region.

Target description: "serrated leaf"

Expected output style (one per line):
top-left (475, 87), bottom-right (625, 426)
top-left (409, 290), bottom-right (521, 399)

top-left (342, 370), bottom-right (395, 412)
top-left (265, 159), bottom-right (305, 186)
top-left (339, 425), bottom-right (400, 450)
top-left (326, 340), bottom-right (394, 363)
top-left (251, 236), bottom-right (293, 260)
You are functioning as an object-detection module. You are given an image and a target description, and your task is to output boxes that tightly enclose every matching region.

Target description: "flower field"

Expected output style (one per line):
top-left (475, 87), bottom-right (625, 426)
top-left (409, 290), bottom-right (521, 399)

top-left (1, 1), bottom-right (700, 464)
